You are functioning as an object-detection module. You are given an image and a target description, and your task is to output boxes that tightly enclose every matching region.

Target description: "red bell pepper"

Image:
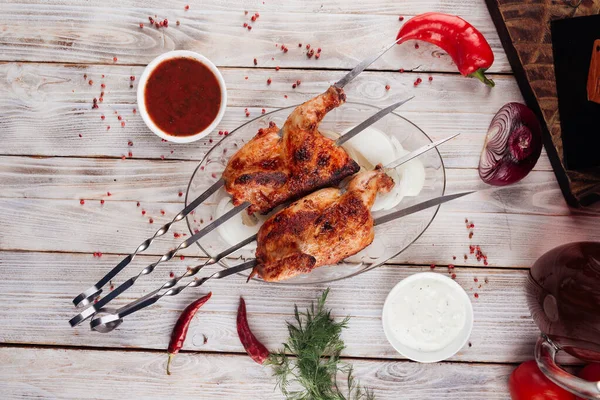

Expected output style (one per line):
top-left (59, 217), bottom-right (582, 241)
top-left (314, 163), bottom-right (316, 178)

top-left (397, 12), bottom-right (495, 87)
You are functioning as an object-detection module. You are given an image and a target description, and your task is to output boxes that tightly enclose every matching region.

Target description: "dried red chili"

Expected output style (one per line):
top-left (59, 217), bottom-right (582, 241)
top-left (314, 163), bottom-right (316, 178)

top-left (166, 292), bottom-right (212, 375)
top-left (237, 297), bottom-right (269, 364)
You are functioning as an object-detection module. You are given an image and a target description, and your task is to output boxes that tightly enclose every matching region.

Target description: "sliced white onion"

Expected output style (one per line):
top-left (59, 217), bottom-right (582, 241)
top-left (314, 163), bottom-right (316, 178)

top-left (215, 193), bottom-right (266, 247)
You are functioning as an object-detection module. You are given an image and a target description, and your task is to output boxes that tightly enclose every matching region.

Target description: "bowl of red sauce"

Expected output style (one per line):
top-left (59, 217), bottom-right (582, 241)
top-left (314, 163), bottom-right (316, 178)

top-left (137, 50), bottom-right (227, 143)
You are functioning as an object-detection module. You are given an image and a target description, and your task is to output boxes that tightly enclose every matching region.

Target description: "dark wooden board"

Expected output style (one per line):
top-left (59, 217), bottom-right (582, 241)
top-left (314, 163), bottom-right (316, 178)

top-left (484, 0), bottom-right (600, 207)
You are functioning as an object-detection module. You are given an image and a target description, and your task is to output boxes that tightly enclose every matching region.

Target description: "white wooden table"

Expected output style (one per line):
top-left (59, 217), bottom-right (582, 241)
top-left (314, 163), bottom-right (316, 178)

top-left (1, 1), bottom-right (599, 398)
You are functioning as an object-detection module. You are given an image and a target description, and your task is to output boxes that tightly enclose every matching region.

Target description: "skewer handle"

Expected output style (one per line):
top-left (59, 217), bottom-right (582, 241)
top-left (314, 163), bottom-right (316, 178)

top-left (69, 202), bottom-right (250, 327)
top-left (72, 178), bottom-right (225, 308)
top-left (90, 260), bottom-right (257, 332)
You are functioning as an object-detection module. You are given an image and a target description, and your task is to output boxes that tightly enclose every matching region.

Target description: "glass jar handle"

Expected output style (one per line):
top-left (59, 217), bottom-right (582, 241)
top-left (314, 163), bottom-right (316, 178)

top-left (535, 335), bottom-right (600, 399)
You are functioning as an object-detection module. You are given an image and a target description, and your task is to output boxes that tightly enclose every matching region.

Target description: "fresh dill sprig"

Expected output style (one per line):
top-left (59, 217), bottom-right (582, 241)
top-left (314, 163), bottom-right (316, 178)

top-left (266, 289), bottom-right (375, 400)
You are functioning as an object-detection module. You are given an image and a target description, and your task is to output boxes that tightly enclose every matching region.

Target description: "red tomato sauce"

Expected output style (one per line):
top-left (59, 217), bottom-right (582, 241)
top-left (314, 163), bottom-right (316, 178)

top-left (145, 57), bottom-right (222, 136)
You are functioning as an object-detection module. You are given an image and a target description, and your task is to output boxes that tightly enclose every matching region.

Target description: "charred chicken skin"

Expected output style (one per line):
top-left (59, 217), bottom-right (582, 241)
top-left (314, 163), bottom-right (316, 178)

top-left (252, 167), bottom-right (395, 282)
top-left (222, 86), bottom-right (360, 214)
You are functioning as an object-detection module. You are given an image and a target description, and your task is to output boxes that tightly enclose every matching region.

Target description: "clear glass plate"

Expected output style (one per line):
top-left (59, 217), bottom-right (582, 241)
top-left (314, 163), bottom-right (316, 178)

top-left (185, 102), bottom-right (446, 285)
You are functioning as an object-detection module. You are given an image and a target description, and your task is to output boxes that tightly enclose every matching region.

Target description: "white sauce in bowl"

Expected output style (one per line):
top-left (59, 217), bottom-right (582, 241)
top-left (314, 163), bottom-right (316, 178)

top-left (382, 272), bottom-right (473, 362)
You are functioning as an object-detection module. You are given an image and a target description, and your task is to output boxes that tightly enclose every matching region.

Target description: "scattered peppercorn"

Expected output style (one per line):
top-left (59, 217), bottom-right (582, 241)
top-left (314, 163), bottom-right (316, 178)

top-left (399, 16), bottom-right (404, 21)
top-left (80, 199), bottom-right (85, 205)
top-left (253, 58), bottom-right (257, 66)
top-left (139, 23), bottom-right (144, 28)
top-left (385, 84), bottom-right (391, 90)
top-left (414, 43), bottom-right (419, 49)
top-left (267, 78), bottom-right (272, 85)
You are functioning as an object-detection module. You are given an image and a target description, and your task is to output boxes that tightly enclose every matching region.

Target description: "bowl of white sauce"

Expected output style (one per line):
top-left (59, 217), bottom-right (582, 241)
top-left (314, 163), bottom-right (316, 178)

top-left (382, 272), bottom-right (474, 363)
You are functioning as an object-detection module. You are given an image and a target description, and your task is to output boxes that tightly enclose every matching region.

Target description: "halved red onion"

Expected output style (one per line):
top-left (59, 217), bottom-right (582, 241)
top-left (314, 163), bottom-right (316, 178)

top-left (478, 102), bottom-right (542, 186)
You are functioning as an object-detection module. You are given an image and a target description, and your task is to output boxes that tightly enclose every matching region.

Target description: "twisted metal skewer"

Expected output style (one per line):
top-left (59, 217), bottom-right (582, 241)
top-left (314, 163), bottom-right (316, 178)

top-left (90, 190), bottom-right (475, 333)
top-left (72, 179), bottom-right (226, 308)
top-left (72, 38), bottom-right (409, 310)
top-left (68, 202), bottom-right (249, 327)
top-left (90, 260), bottom-right (257, 333)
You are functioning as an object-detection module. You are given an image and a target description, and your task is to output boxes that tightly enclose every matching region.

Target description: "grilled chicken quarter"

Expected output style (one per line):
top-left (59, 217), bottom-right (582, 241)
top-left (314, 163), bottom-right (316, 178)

top-left (252, 167), bottom-right (394, 282)
top-left (222, 86), bottom-right (360, 214)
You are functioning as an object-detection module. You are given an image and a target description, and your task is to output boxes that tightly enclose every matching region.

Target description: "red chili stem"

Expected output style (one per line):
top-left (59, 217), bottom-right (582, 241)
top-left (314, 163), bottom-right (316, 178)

top-left (166, 292), bottom-right (212, 375)
top-left (396, 12), bottom-right (495, 87)
top-left (236, 297), bottom-right (269, 364)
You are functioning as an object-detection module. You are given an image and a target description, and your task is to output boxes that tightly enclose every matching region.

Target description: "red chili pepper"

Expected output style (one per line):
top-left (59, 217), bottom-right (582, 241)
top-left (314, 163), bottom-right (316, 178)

top-left (236, 297), bottom-right (269, 364)
top-left (166, 292), bottom-right (212, 375)
top-left (396, 13), bottom-right (495, 87)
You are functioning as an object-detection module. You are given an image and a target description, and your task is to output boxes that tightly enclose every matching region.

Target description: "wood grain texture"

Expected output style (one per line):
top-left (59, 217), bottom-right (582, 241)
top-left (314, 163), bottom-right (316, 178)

top-left (3, 156), bottom-right (594, 217)
top-left (2, 195), bottom-right (599, 266)
top-left (0, 62), bottom-right (555, 171)
top-left (0, 251), bottom-right (542, 364)
top-left (0, 2), bottom-right (510, 72)
top-left (0, 347), bottom-right (515, 400)
top-left (0, 0), bottom-right (498, 17)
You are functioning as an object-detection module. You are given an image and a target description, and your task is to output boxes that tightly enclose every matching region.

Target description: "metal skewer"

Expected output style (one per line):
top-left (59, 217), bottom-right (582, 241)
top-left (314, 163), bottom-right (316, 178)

top-left (90, 190), bottom-right (474, 333)
top-left (71, 40), bottom-right (405, 309)
top-left (87, 134), bottom-right (461, 332)
top-left (72, 179), bottom-right (225, 308)
top-left (69, 98), bottom-right (413, 327)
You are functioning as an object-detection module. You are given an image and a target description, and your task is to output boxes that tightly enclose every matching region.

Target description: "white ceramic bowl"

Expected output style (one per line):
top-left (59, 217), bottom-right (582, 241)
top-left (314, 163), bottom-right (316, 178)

top-left (137, 50), bottom-right (227, 143)
top-left (382, 272), bottom-right (474, 363)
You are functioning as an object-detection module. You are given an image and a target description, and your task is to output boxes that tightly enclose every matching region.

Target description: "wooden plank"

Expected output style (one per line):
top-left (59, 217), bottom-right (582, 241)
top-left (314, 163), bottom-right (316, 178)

top-left (0, 250), bottom-right (576, 364)
top-left (0, 0), bottom-right (498, 17)
top-left (1, 196), bottom-right (598, 266)
top-left (0, 3), bottom-right (510, 72)
top-left (1, 156), bottom-right (589, 217)
top-left (0, 347), bottom-right (515, 400)
top-left (0, 62), bottom-right (554, 170)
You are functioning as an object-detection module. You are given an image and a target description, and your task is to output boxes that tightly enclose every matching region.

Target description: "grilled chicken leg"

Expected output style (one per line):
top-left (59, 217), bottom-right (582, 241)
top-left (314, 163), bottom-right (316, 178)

top-left (223, 86), bottom-right (359, 214)
top-left (253, 167), bottom-right (394, 282)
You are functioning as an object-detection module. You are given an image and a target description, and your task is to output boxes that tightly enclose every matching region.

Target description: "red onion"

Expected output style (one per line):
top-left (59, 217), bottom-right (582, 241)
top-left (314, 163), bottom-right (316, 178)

top-left (478, 102), bottom-right (542, 186)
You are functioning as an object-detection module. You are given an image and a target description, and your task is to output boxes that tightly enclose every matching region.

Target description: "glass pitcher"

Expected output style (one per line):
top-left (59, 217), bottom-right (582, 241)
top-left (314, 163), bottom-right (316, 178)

top-left (526, 241), bottom-right (600, 399)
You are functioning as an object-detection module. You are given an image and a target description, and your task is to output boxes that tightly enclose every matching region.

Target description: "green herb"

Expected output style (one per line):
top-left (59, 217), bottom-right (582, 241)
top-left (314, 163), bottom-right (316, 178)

top-left (266, 289), bottom-right (375, 400)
